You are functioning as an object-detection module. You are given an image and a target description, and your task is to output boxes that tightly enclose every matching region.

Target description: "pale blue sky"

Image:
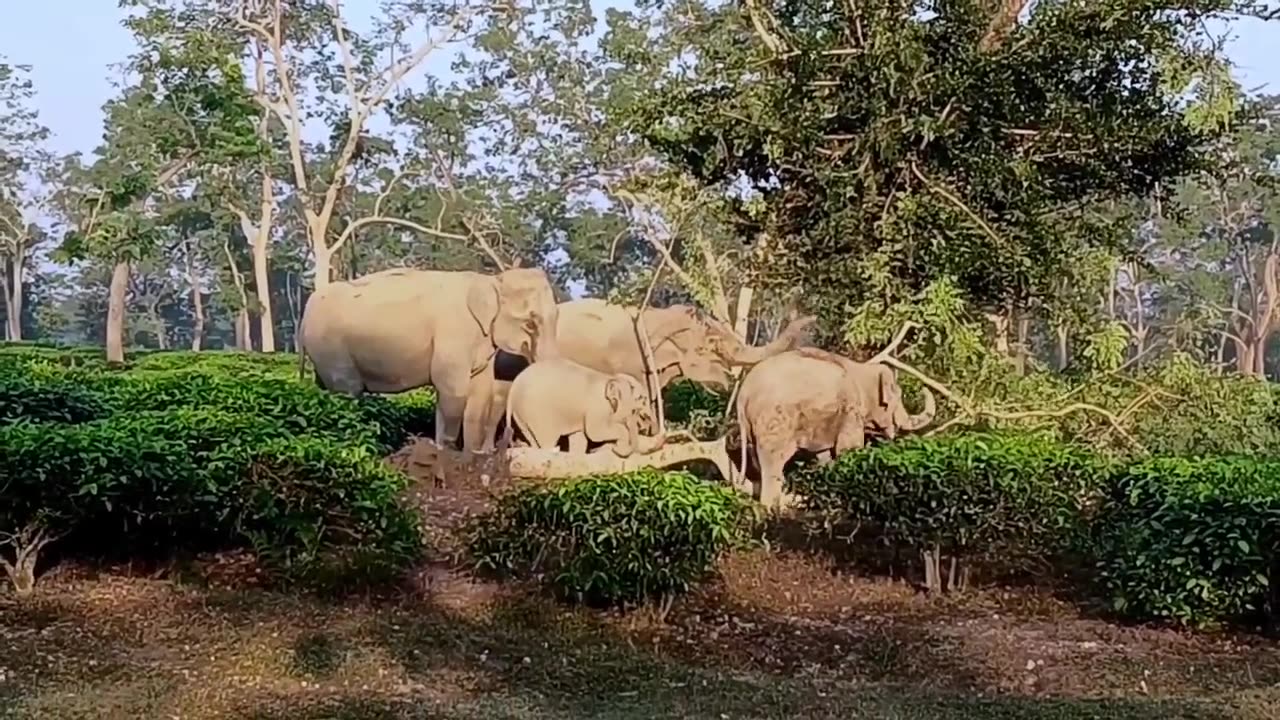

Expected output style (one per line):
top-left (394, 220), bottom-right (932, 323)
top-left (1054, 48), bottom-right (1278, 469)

top-left (1, 3), bottom-right (1277, 157)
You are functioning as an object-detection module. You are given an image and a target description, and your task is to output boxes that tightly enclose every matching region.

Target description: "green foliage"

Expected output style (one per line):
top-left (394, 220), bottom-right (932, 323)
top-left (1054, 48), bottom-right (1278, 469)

top-left (0, 347), bottom-right (437, 452)
top-left (0, 409), bottom-right (420, 586)
top-left (467, 471), bottom-right (757, 606)
top-left (791, 432), bottom-right (1109, 571)
top-left (0, 347), bottom-right (430, 592)
top-left (663, 380), bottom-right (730, 440)
top-left (0, 370), bottom-right (108, 424)
top-left (623, 0), bottom-right (1239, 332)
top-left (1091, 457), bottom-right (1280, 628)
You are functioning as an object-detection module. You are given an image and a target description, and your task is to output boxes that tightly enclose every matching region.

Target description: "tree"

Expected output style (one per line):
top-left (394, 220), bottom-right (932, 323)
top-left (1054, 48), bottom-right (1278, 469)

top-left (54, 9), bottom-right (262, 362)
top-left (1156, 94), bottom-right (1280, 376)
top-left (0, 59), bottom-right (54, 341)
top-left (622, 0), bottom-right (1260, 349)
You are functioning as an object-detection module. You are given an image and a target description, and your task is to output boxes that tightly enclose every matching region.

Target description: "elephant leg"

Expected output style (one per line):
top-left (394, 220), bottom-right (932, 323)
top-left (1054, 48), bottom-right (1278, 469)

top-left (481, 380), bottom-right (511, 453)
top-left (433, 394), bottom-right (467, 485)
top-left (566, 431), bottom-right (587, 454)
top-left (814, 449), bottom-right (835, 466)
top-left (757, 442), bottom-right (795, 510)
top-left (462, 376), bottom-right (495, 456)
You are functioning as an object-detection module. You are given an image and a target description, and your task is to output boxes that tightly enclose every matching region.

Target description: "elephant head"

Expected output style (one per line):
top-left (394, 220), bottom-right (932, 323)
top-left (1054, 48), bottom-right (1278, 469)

top-left (864, 363), bottom-right (936, 439)
top-left (467, 268), bottom-right (561, 364)
top-left (644, 307), bottom-right (816, 391)
top-left (602, 374), bottom-right (653, 457)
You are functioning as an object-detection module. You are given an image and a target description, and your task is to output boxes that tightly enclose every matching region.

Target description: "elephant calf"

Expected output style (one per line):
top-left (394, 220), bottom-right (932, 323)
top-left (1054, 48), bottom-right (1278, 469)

top-left (504, 358), bottom-right (663, 457)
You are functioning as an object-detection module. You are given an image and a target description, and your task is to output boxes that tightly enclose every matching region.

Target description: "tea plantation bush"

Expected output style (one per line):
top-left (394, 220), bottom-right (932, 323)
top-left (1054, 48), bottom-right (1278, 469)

top-left (1091, 457), bottom-right (1280, 628)
top-left (0, 356), bottom-right (435, 452)
top-left (0, 346), bottom-right (433, 594)
top-left (466, 471), bottom-right (757, 606)
top-left (790, 432), bottom-right (1108, 589)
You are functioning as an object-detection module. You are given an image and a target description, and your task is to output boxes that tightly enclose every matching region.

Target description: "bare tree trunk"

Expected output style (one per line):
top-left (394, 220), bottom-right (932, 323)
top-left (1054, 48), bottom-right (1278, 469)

top-left (106, 261), bottom-right (130, 363)
top-left (312, 240), bottom-right (332, 291)
top-left (184, 244), bottom-right (205, 351)
top-left (149, 306), bottom-right (169, 350)
top-left (285, 271), bottom-right (301, 352)
top-left (248, 39), bottom-right (277, 353)
top-left (239, 211), bottom-right (276, 353)
top-left (1, 254), bottom-right (23, 340)
top-left (986, 309), bottom-right (1011, 358)
top-left (1013, 312), bottom-right (1030, 374)
top-left (234, 309), bottom-right (251, 351)
top-left (223, 238), bottom-right (254, 352)
top-left (1055, 324), bottom-right (1069, 371)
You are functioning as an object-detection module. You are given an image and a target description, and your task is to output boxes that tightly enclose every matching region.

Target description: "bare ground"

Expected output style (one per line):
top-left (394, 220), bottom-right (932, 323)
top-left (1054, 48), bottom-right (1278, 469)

top-left (1, 440), bottom-right (1277, 719)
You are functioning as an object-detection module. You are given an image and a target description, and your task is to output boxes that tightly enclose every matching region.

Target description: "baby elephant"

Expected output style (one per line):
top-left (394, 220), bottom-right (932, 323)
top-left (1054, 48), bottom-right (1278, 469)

top-left (504, 358), bottom-right (663, 456)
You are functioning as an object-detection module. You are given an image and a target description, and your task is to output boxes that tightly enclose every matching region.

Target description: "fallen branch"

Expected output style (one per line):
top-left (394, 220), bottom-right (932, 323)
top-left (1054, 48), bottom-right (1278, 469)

top-left (880, 356), bottom-right (1147, 453)
top-left (506, 439), bottom-right (732, 482)
top-left (866, 321), bottom-right (920, 364)
top-left (400, 437), bottom-right (734, 486)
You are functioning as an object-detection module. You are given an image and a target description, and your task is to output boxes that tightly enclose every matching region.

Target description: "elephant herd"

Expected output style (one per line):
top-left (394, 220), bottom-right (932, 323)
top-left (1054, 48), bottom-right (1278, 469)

top-left (298, 267), bottom-right (936, 508)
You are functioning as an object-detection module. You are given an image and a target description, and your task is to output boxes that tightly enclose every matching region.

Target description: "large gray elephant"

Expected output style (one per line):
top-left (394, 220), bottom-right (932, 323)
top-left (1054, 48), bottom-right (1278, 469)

top-left (298, 267), bottom-right (560, 456)
top-left (479, 299), bottom-right (816, 448)
top-left (735, 347), bottom-right (936, 509)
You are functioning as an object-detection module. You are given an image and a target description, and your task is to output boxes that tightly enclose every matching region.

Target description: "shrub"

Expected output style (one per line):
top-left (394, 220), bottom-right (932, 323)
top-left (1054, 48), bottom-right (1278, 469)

top-left (663, 380), bottom-right (729, 439)
top-left (0, 359), bottom-right (435, 452)
top-left (791, 432), bottom-right (1108, 592)
top-left (236, 437), bottom-right (422, 588)
top-left (467, 471), bottom-right (757, 607)
top-left (1091, 457), bottom-right (1280, 628)
top-left (0, 408), bottom-right (422, 593)
top-left (0, 370), bottom-right (108, 424)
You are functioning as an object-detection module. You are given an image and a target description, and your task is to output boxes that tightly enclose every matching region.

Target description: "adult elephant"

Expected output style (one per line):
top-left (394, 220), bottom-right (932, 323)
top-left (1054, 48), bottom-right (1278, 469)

top-left (735, 347), bottom-right (936, 507)
top-left (298, 267), bottom-right (560, 455)
top-left (480, 299), bottom-right (816, 446)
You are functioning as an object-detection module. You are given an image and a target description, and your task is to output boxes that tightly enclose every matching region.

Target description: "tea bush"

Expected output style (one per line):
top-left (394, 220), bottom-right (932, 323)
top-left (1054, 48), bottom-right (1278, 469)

top-left (791, 432), bottom-right (1109, 587)
top-left (467, 471), bottom-right (757, 606)
top-left (1091, 457), bottom-right (1280, 628)
top-left (0, 354), bottom-right (436, 451)
top-left (0, 346), bottom-right (431, 593)
top-left (664, 380), bottom-right (730, 439)
top-left (0, 408), bottom-right (421, 590)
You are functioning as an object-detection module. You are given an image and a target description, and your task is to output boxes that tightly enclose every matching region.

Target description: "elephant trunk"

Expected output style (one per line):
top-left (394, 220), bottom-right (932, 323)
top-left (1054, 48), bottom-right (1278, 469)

top-left (637, 429), bottom-right (667, 454)
top-left (528, 307), bottom-right (561, 362)
top-left (613, 417), bottom-right (639, 458)
top-left (894, 387), bottom-right (937, 432)
top-left (722, 314), bottom-right (817, 366)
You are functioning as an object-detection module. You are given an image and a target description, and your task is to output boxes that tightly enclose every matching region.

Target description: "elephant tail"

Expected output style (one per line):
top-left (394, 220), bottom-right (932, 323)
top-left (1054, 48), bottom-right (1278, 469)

top-left (736, 392), bottom-right (750, 490)
top-left (500, 386), bottom-right (516, 451)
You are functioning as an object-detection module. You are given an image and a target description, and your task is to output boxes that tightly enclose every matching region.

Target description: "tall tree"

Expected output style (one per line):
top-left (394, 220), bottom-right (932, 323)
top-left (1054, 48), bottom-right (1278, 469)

top-left (622, 0), bottom-right (1260, 349)
top-left (0, 59), bottom-right (54, 341)
top-left (55, 15), bottom-right (261, 362)
top-left (1156, 94), bottom-right (1280, 376)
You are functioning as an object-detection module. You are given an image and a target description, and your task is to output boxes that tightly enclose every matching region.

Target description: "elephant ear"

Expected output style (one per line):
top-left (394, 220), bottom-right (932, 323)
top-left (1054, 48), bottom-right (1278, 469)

top-left (604, 377), bottom-right (624, 412)
top-left (466, 278), bottom-right (500, 337)
top-left (876, 365), bottom-right (898, 407)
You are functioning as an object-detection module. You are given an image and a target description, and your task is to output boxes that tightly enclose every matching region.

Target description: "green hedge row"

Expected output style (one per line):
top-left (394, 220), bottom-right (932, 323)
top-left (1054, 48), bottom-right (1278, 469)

top-left (1094, 457), bottom-right (1280, 627)
top-left (466, 471), bottom-right (757, 606)
top-left (0, 358), bottom-right (436, 452)
top-left (0, 348), bottom-right (436, 594)
top-left (790, 432), bottom-right (1280, 628)
top-left (1, 409), bottom-right (422, 590)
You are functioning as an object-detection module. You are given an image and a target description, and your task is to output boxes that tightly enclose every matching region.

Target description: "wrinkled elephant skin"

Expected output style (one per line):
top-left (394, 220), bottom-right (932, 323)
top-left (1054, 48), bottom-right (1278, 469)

top-left (736, 348), bottom-right (936, 509)
top-left (298, 267), bottom-right (560, 462)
